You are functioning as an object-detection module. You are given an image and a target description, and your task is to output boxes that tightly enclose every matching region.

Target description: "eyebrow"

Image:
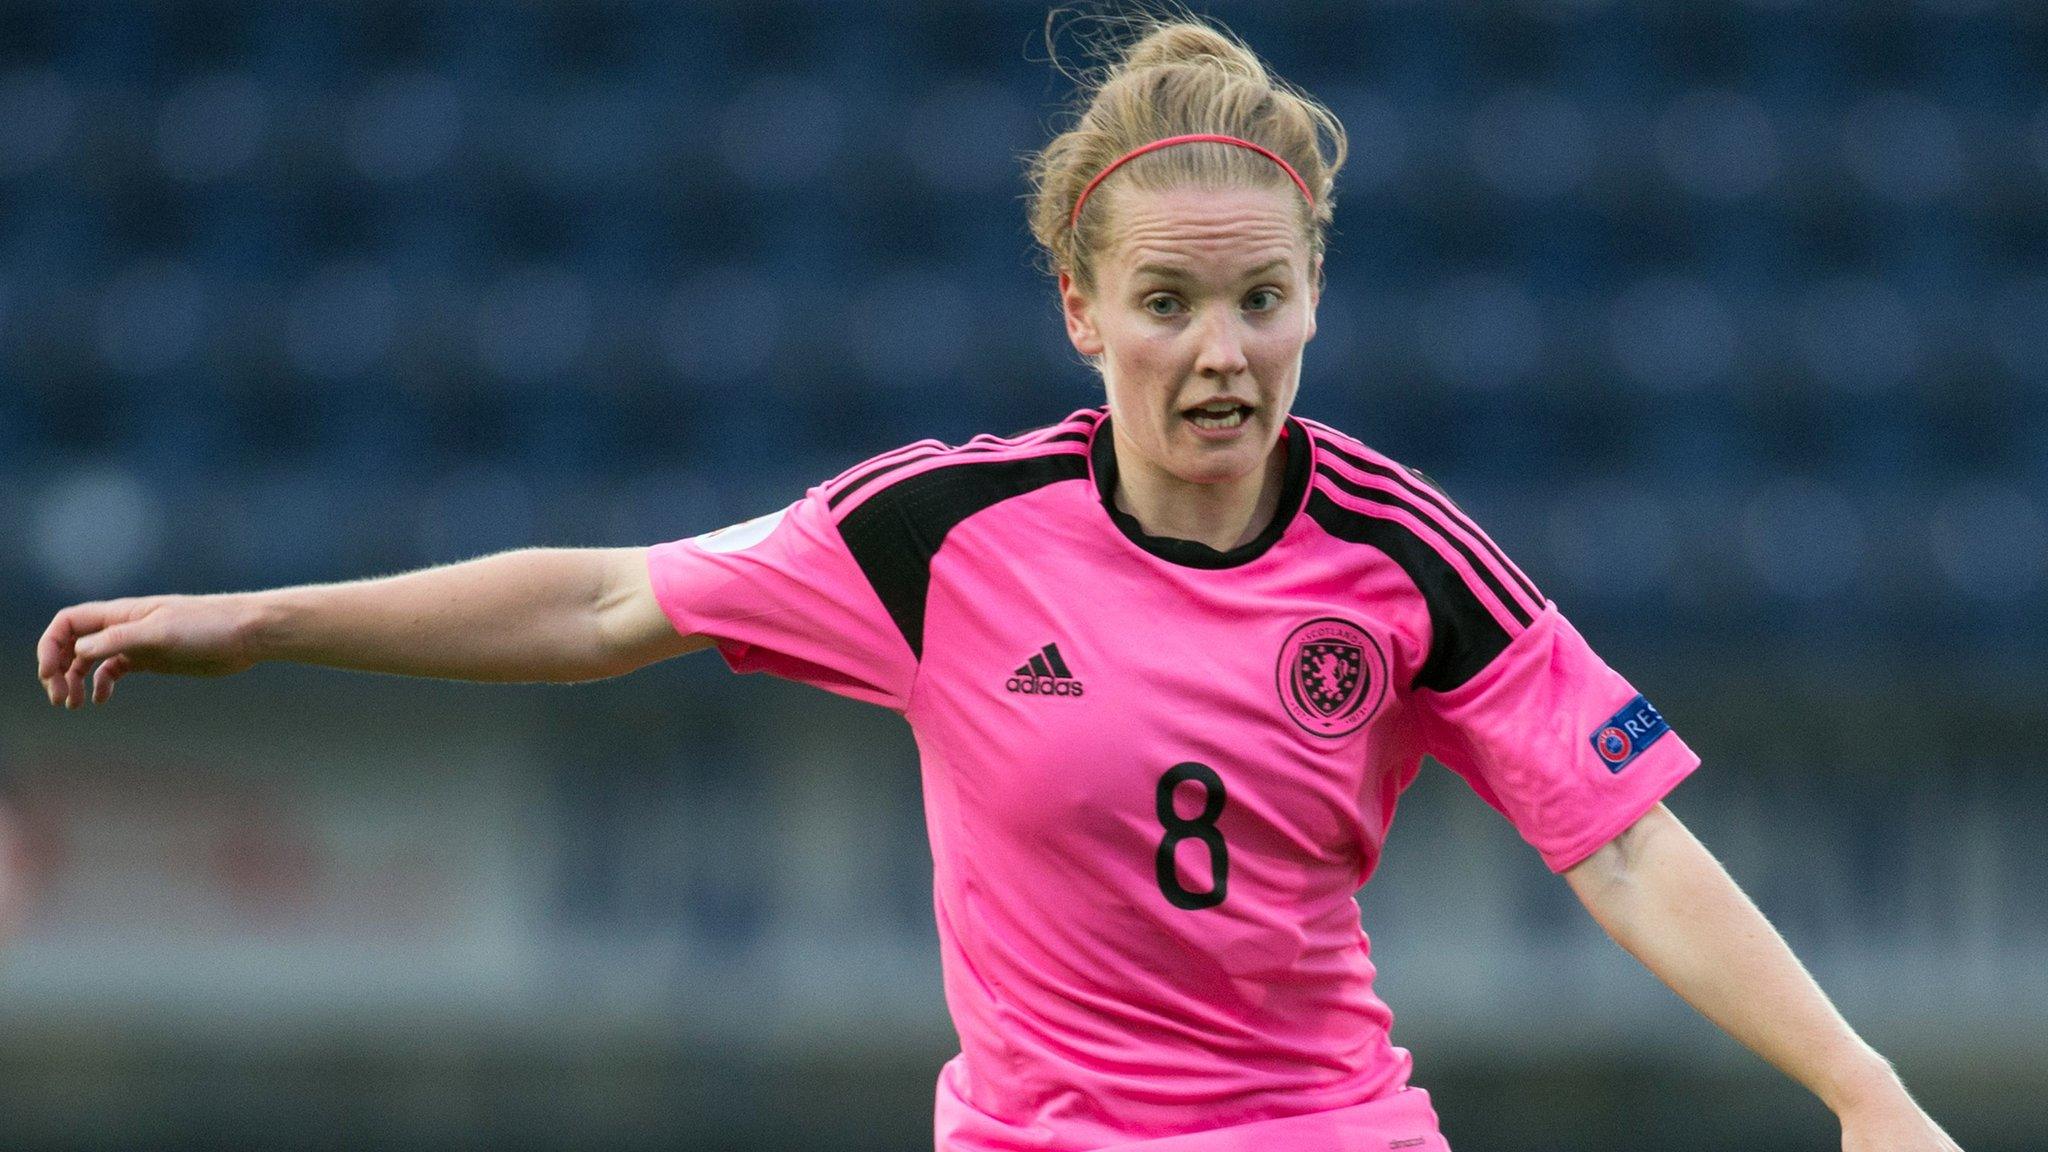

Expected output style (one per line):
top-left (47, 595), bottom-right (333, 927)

top-left (1133, 257), bottom-right (1292, 283)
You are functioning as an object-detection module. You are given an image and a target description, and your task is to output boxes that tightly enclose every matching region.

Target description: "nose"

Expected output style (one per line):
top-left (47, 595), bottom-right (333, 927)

top-left (1192, 309), bottom-right (1249, 380)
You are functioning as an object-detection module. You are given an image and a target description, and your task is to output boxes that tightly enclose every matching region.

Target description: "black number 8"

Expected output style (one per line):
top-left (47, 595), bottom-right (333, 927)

top-left (1154, 762), bottom-right (1228, 910)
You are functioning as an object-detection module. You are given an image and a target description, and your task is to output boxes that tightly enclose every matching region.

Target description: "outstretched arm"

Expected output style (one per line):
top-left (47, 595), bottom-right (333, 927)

top-left (37, 547), bottom-right (709, 706)
top-left (1562, 803), bottom-right (1963, 1152)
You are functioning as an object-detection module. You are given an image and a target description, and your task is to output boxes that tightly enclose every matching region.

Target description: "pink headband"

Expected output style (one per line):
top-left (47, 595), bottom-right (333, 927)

top-left (1069, 133), bottom-right (1314, 229)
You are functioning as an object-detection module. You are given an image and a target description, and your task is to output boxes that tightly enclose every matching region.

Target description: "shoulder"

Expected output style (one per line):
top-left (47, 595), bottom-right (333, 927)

top-left (816, 408), bottom-right (1099, 522)
top-left (806, 409), bottom-right (1101, 661)
top-left (1294, 416), bottom-right (1446, 498)
top-left (1293, 416), bottom-right (1550, 692)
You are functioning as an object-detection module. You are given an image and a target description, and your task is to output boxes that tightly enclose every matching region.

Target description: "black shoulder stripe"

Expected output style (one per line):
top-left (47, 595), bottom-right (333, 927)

top-left (1305, 488), bottom-right (1514, 693)
top-left (1318, 463), bottom-right (1531, 627)
top-left (828, 448), bottom-right (945, 510)
top-left (828, 431), bottom-right (1093, 511)
top-left (837, 452), bottom-right (1087, 658)
top-left (1313, 465), bottom-right (1534, 630)
top-left (1313, 439), bottom-right (1543, 608)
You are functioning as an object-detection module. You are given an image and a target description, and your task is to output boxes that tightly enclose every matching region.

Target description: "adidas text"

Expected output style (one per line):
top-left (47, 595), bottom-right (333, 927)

top-left (1006, 675), bottom-right (1084, 697)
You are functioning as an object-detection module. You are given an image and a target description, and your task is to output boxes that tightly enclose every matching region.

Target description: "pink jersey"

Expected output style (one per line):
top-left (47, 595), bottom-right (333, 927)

top-left (646, 407), bottom-right (1699, 1151)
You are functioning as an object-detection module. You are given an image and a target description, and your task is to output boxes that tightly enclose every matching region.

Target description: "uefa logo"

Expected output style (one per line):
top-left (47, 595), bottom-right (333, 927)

top-left (1276, 617), bottom-right (1388, 739)
top-left (1595, 726), bottom-right (1633, 765)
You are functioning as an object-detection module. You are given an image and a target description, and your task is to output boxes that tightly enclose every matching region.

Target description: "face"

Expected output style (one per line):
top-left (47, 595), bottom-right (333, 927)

top-left (1061, 183), bottom-right (1320, 488)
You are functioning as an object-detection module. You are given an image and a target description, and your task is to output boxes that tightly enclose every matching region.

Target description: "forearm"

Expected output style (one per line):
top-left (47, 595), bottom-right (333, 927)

top-left (241, 547), bottom-right (639, 683)
top-left (1565, 805), bottom-right (1901, 1114)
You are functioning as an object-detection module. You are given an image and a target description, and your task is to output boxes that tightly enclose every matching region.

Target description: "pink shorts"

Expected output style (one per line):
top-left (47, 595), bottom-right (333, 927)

top-left (1091, 1086), bottom-right (1451, 1152)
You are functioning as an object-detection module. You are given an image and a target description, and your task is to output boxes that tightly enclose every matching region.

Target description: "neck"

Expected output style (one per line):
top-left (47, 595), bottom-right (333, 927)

top-left (1110, 425), bottom-right (1289, 552)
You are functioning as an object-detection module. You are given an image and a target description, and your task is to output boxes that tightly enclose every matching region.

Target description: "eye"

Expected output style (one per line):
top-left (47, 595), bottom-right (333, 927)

top-left (1244, 288), bottom-right (1282, 312)
top-left (1143, 294), bottom-right (1184, 317)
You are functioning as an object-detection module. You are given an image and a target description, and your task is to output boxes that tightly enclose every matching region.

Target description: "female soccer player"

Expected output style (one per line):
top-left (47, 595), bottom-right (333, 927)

top-left (36, 14), bottom-right (1962, 1152)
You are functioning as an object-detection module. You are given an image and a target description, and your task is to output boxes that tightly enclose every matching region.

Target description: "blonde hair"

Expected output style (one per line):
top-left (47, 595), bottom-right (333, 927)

top-left (1026, 10), bottom-right (1348, 292)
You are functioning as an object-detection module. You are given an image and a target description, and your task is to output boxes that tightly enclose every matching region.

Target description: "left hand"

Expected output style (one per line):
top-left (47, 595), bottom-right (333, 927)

top-left (1840, 1091), bottom-right (1963, 1152)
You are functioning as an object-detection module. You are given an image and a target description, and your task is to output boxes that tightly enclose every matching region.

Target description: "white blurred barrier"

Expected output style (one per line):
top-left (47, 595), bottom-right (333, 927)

top-left (1, 664), bottom-right (2042, 1068)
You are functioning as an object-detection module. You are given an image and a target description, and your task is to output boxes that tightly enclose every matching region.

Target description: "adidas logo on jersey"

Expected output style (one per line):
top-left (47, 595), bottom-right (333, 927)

top-left (1005, 643), bottom-right (1083, 697)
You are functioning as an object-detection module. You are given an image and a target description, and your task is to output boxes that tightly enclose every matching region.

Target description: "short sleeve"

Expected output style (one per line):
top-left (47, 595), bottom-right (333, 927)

top-left (1412, 605), bottom-right (1700, 873)
top-left (645, 486), bottom-right (917, 711)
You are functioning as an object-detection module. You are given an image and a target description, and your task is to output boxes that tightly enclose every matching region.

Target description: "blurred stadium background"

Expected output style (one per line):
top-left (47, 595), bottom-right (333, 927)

top-left (2, 1), bottom-right (2044, 1149)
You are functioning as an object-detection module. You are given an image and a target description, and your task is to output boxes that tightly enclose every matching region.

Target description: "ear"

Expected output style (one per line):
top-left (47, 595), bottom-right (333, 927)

top-left (1060, 270), bottom-right (1105, 358)
top-left (1304, 253), bottom-right (1323, 343)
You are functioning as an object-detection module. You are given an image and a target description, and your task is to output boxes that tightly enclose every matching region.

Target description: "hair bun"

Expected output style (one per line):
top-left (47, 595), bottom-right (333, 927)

top-left (1120, 24), bottom-right (1268, 83)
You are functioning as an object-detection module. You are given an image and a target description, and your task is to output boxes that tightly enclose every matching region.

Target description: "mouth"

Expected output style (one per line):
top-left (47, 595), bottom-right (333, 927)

top-left (1182, 399), bottom-right (1255, 432)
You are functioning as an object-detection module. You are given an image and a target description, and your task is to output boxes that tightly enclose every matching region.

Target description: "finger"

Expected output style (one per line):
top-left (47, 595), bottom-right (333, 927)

top-left (44, 600), bottom-right (136, 675)
top-left (75, 618), bottom-right (154, 664)
top-left (64, 653), bottom-right (89, 710)
top-left (37, 606), bottom-right (86, 682)
top-left (91, 654), bottom-right (131, 705)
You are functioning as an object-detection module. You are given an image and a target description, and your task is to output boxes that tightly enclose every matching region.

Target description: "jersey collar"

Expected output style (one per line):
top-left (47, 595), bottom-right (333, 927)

top-left (1086, 408), bottom-right (1313, 570)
